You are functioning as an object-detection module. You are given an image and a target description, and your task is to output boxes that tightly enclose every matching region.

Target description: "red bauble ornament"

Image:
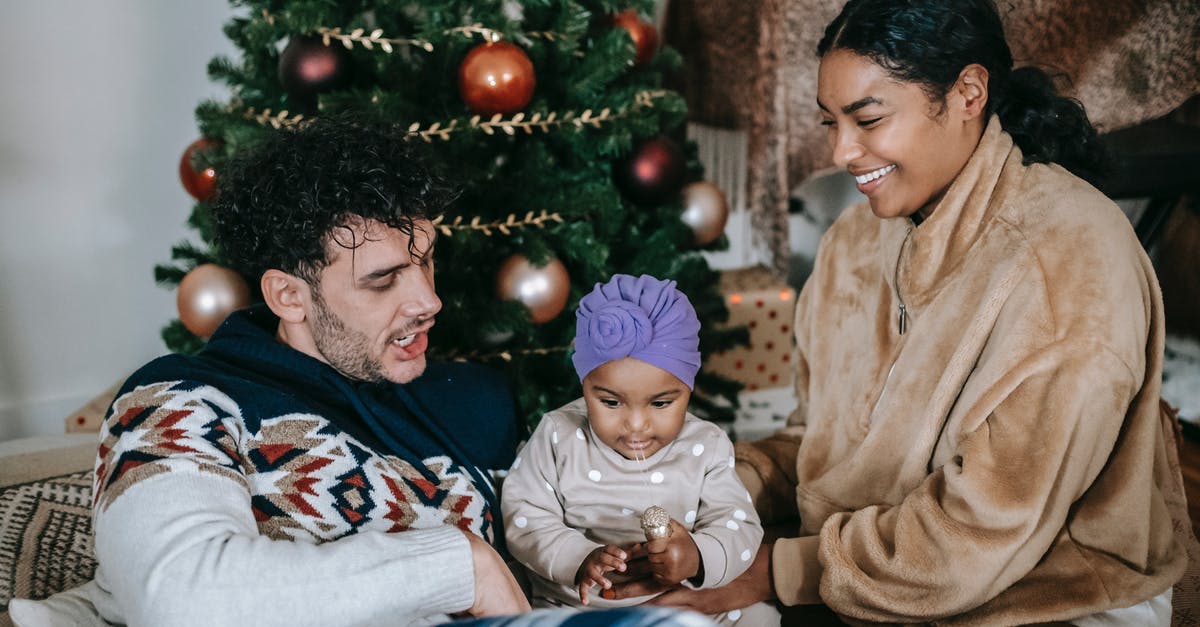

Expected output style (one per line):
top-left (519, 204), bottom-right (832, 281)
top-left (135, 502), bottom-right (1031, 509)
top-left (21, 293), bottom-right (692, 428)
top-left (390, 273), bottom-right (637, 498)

top-left (458, 41), bottom-right (536, 116)
top-left (278, 35), bottom-right (353, 106)
top-left (614, 136), bottom-right (686, 205)
top-left (495, 254), bottom-right (570, 324)
top-left (612, 10), bottom-right (658, 67)
top-left (177, 264), bottom-right (252, 338)
top-left (179, 138), bottom-right (218, 202)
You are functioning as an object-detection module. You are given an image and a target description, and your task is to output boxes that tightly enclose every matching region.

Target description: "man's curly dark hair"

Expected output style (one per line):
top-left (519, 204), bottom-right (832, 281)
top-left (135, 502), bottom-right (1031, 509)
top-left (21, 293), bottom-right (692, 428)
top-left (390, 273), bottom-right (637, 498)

top-left (210, 114), bottom-right (458, 285)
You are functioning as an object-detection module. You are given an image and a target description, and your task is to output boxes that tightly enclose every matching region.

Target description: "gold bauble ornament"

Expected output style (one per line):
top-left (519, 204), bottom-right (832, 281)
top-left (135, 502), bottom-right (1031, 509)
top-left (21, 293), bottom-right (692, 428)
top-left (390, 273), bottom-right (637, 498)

top-left (680, 181), bottom-right (730, 246)
top-left (495, 254), bottom-right (570, 324)
top-left (177, 263), bottom-right (252, 338)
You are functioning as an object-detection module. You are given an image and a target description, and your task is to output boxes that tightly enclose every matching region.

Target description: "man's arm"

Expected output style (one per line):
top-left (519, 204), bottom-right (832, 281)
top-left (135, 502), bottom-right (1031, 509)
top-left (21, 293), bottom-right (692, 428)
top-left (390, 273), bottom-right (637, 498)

top-left (92, 381), bottom-right (510, 626)
top-left (96, 471), bottom-right (480, 626)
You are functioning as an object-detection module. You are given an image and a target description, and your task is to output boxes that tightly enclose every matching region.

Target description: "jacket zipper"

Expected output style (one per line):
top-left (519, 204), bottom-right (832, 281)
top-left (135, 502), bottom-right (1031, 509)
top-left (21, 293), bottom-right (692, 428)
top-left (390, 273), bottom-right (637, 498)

top-left (868, 226), bottom-right (914, 427)
top-left (895, 226), bottom-right (912, 335)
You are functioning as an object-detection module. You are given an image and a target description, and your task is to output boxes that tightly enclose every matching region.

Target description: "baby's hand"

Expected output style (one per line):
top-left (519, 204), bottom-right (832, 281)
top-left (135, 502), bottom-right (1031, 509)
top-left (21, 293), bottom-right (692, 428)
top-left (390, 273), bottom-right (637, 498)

top-left (575, 544), bottom-right (628, 605)
top-left (645, 518), bottom-right (701, 585)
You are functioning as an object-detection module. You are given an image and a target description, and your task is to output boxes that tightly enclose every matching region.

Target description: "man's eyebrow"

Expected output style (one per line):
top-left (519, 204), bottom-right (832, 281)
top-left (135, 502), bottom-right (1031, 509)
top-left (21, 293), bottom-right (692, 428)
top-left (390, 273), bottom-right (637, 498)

top-left (353, 236), bottom-right (437, 286)
top-left (816, 96), bottom-right (883, 114)
top-left (356, 263), bottom-right (406, 285)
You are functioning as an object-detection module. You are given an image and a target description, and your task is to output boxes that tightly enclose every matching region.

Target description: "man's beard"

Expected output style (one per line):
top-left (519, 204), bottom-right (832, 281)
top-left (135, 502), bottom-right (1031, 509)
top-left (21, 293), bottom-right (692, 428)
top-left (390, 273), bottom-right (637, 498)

top-left (310, 290), bottom-right (387, 383)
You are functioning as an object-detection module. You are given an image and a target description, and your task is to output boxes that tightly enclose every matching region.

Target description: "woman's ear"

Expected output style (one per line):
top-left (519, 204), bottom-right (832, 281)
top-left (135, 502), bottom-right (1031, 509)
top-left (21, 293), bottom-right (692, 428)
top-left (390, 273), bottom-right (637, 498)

top-left (261, 269), bottom-right (310, 323)
top-left (954, 63), bottom-right (990, 120)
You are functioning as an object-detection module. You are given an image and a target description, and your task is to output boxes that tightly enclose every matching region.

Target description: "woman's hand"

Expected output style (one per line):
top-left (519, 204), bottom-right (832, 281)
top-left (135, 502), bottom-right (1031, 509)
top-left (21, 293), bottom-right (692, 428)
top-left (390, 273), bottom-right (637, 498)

top-left (575, 544), bottom-right (629, 605)
top-left (610, 543), bottom-right (776, 614)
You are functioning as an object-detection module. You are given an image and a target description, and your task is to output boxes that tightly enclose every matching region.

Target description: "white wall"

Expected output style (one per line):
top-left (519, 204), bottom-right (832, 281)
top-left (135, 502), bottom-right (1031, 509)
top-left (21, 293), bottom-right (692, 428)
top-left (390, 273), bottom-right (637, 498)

top-left (0, 2), bottom-right (236, 440)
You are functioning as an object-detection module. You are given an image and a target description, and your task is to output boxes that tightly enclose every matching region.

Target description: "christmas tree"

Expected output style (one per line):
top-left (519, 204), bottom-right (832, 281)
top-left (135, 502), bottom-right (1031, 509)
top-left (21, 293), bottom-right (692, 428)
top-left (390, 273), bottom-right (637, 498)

top-left (160, 0), bottom-right (746, 430)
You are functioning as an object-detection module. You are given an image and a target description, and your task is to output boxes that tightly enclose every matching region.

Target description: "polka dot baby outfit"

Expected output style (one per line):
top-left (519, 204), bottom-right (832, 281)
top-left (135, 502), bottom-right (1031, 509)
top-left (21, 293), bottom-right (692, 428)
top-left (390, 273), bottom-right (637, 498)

top-left (501, 398), bottom-right (764, 618)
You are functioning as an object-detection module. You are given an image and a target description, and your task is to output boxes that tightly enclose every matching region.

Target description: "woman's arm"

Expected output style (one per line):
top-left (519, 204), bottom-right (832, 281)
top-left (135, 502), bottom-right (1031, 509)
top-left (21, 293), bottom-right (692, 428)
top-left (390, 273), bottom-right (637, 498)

top-left (610, 543), bottom-right (778, 613)
top-left (812, 346), bottom-right (1141, 621)
top-left (734, 431), bottom-right (803, 525)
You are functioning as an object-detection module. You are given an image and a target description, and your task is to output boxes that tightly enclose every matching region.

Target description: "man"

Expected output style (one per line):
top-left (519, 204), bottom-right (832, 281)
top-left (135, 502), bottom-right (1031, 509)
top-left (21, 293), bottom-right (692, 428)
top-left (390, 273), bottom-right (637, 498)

top-left (14, 116), bottom-right (530, 625)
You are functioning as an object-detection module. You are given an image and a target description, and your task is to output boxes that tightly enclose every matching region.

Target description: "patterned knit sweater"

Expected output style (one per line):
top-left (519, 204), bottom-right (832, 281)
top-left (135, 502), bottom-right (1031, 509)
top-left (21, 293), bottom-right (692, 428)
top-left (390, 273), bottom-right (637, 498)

top-left (85, 306), bottom-right (519, 626)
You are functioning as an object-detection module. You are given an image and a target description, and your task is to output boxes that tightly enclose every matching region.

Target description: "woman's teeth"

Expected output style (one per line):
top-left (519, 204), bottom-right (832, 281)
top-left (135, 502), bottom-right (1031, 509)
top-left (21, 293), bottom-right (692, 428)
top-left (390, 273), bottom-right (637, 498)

top-left (392, 334), bottom-right (416, 348)
top-left (855, 164), bottom-right (895, 184)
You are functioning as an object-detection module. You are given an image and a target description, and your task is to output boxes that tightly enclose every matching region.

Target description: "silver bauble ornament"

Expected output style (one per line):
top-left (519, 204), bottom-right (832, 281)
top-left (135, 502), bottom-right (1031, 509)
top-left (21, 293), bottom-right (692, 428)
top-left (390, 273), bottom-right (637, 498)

top-left (680, 181), bottom-right (730, 246)
top-left (177, 264), bottom-right (252, 338)
top-left (495, 254), bottom-right (570, 324)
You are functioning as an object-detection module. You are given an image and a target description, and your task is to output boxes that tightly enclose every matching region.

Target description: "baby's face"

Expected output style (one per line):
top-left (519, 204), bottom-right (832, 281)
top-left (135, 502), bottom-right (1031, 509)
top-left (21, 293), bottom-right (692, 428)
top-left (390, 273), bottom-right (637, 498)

top-left (582, 357), bottom-right (690, 460)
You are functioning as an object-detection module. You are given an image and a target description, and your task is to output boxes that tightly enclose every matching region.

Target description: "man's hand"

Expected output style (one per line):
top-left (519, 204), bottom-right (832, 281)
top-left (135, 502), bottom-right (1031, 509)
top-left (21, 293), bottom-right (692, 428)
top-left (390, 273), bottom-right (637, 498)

top-left (644, 518), bottom-right (701, 585)
top-left (575, 544), bottom-right (628, 605)
top-left (465, 531), bottom-right (530, 616)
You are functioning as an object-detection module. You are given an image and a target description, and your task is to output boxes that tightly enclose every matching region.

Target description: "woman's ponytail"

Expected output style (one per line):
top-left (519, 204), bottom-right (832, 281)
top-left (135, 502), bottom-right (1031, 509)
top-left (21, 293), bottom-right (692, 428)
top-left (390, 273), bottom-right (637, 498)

top-left (993, 66), bottom-right (1111, 184)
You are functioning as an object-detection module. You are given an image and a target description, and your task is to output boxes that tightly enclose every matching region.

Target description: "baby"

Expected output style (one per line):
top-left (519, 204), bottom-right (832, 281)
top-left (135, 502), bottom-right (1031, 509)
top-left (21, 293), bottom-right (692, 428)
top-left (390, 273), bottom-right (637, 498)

top-left (502, 274), bottom-right (770, 626)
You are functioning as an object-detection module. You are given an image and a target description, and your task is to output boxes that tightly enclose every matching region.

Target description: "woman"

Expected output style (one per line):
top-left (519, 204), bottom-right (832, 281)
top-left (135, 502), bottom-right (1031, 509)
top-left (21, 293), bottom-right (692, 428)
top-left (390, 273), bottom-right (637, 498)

top-left (608, 0), bottom-right (1187, 623)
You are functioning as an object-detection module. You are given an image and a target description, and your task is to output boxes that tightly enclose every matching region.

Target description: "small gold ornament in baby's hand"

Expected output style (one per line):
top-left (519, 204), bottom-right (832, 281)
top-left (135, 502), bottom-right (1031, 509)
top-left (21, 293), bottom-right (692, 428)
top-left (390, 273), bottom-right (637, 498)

top-left (640, 505), bottom-right (672, 540)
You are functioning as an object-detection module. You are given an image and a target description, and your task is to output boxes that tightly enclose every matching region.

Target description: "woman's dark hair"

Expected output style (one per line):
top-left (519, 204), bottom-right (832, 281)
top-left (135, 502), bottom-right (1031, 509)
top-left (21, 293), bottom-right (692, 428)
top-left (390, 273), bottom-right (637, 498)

top-left (210, 113), bottom-right (458, 284)
top-left (817, 0), bottom-right (1110, 183)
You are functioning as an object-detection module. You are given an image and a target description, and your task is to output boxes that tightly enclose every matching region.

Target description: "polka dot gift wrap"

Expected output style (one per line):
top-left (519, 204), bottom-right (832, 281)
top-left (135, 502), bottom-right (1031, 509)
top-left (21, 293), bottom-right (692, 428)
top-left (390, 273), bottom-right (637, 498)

top-left (704, 266), bottom-right (797, 391)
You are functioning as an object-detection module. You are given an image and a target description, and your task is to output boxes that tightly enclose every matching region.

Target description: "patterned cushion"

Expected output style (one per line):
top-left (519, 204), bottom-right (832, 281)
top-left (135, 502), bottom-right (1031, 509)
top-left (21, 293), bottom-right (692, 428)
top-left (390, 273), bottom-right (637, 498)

top-left (0, 436), bottom-right (97, 616)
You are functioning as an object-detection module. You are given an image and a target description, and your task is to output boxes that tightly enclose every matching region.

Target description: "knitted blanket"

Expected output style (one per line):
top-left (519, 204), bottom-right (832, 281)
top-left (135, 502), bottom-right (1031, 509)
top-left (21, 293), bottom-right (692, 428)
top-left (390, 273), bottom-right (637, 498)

top-left (665, 0), bottom-right (1200, 271)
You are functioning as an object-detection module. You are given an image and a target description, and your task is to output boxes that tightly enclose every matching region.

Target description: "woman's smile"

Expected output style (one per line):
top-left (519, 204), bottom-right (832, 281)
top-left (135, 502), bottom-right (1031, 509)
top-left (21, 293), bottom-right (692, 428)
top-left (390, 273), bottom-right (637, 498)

top-left (853, 164), bottom-right (896, 193)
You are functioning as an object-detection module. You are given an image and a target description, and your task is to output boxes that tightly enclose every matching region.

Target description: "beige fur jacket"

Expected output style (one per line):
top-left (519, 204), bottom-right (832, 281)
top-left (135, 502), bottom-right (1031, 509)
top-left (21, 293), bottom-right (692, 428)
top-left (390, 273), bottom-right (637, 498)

top-left (736, 117), bottom-right (1186, 625)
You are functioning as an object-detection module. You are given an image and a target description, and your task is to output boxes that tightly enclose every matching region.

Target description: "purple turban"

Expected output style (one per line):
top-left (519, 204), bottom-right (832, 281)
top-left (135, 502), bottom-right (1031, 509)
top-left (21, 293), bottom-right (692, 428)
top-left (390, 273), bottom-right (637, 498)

top-left (572, 274), bottom-right (702, 389)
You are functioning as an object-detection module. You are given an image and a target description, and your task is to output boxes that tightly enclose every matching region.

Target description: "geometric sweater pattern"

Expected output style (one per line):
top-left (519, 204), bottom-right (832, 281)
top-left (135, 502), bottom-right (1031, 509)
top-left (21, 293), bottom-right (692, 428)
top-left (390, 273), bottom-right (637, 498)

top-left (94, 379), bottom-right (494, 545)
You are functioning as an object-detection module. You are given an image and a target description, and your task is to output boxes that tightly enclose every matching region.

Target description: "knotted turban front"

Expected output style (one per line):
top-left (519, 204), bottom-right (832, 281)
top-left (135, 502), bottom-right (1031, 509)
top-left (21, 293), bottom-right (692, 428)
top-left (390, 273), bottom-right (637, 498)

top-left (571, 274), bottom-right (702, 389)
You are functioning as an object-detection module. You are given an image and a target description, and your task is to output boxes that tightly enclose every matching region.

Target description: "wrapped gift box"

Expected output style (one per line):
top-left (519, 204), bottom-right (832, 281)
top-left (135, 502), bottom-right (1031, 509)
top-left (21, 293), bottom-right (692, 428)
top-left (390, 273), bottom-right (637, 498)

top-left (704, 266), bottom-right (796, 392)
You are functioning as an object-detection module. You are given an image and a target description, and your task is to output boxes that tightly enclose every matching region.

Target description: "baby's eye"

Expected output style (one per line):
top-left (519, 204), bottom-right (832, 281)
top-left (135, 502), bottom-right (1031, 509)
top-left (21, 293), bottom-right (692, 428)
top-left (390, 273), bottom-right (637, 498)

top-left (600, 398), bottom-right (621, 408)
top-left (651, 400), bottom-right (674, 409)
